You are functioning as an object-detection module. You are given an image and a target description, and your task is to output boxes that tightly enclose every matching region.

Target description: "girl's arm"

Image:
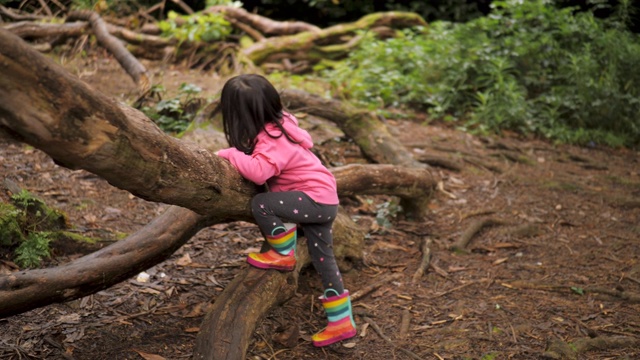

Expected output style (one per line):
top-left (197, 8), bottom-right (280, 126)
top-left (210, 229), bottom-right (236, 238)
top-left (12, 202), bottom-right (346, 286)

top-left (217, 148), bottom-right (279, 185)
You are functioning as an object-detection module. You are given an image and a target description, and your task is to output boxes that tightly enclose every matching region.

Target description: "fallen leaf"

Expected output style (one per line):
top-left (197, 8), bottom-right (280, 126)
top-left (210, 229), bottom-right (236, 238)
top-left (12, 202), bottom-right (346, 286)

top-left (175, 253), bottom-right (192, 266)
top-left (241, 247), bottom-right (262, 254)
top-left (133, 349), bottom-right (166, 360)
top-left (492, 257), bottom-right (509, 265)
top-left (272, 323), bottom-right (299, 348)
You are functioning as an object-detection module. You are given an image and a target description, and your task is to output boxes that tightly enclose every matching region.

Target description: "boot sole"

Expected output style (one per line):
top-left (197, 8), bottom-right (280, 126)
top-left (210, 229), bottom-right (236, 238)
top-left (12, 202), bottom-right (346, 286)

top-left (247, 257), bottom-right (295, 271)
top-left (312, 328), bottom-right (357, 347)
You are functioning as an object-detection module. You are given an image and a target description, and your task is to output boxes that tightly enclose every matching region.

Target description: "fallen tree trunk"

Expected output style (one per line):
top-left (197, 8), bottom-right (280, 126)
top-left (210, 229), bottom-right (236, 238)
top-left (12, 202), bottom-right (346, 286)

top-left (2, 20), bottom-right (86, 39)
top-left (334, 164), bottom-right (434, 218)
top-left (0, 206), bottom-right (208, 318)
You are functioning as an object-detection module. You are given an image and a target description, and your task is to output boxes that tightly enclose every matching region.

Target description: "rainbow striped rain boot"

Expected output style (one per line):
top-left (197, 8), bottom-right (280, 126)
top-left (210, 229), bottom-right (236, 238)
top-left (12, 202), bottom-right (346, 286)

top-left (312, 289), bottom-right (357, 347)
top-left (247, 223), bottom-right (296, 271)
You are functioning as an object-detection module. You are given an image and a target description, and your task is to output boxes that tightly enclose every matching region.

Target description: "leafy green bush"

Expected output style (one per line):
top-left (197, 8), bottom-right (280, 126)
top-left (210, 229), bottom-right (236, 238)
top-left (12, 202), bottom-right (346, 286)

top-left (139, 83), bottom-right (203, 134)
top-left (325, 0), bottom-right (640, 148)
top-left (159, 10), bottom-right (232, 43)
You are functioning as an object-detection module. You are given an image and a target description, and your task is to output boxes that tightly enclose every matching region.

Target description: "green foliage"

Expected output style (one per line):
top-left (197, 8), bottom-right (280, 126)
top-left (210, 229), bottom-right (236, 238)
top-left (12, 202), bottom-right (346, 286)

top-left (571, 286), bottom-right (585, 295)
top-left (325, 0), bottom-right (640, 148)
top-left (158, 10), bottom-right (232, 43)
top-left (139, 83), bottom-right (203, 134)
top-left (1, 189), bottom-right (72, 268)
top-left (11, 189), bottom-right (67, 231)
top-left (0, 203), bottom-right (25, 246)
top-left (480, 353), bottom-right (499, 360)
top-left (206, 0), bottom-right (243, 7)
top-left (375, 199), bottom-right (402, 229)
top-left (14, 232), bottom-right (52, 268)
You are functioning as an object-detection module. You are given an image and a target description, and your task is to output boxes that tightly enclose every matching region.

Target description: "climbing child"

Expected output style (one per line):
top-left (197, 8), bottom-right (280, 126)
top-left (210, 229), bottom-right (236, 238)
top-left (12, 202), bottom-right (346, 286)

top-left (216, 74), bottom-right (356, 347)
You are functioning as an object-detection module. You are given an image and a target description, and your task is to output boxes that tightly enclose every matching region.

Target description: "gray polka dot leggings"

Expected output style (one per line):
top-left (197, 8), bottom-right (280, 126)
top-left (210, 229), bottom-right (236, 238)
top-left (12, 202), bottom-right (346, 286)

top-left (251, 191), bottom-right (344, 294)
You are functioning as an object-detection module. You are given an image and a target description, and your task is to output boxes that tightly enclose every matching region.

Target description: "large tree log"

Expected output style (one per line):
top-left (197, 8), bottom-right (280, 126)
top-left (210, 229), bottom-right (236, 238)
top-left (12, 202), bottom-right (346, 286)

top-left (0, 206), bottom-right (209, 318)
top-left (206, 5), bottom-right (321, 37)
top-left (334, 164), bottom-right (434, 218)
top-left (2, 20), bottom-right (86, 39)
top-left (0, 28), bottom-right (249, 217)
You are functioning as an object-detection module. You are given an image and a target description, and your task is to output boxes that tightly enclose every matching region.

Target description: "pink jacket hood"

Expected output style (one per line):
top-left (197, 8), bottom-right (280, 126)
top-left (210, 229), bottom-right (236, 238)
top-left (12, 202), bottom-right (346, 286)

top-left (266, 112), bottom-right (314, 149)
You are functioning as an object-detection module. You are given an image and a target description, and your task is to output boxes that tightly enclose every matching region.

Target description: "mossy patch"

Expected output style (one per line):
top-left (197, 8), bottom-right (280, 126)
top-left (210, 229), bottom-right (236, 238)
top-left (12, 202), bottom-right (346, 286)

top-left (0, 203), bottom-right (26, 246)
top-left (1, 189), bottom-right (99, 268)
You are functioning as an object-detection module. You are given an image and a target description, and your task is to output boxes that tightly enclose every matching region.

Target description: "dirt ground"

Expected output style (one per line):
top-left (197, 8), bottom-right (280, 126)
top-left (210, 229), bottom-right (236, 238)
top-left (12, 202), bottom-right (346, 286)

top-left (1, 54), bottom-right (640, 360)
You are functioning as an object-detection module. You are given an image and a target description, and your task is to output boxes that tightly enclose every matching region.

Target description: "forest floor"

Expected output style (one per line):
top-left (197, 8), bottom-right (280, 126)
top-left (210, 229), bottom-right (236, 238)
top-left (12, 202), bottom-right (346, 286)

top-left (1, 52), bottom-right (640, 360)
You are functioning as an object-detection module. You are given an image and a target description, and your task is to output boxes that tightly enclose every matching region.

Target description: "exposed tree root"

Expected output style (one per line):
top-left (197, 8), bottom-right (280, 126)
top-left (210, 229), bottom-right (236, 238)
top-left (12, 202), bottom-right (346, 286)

top-left (281, 89), bottom-right (423, 167)
top-left (415, 154), bottom-right (463, 172)
top-left (449, 218), bottom-right (509, 252)
top-left (362, 316), bottom-right (422, 360)
top-left (333, 164), bottom-right (435, 218)
top-left (351, 273), bottom-right (403, 302)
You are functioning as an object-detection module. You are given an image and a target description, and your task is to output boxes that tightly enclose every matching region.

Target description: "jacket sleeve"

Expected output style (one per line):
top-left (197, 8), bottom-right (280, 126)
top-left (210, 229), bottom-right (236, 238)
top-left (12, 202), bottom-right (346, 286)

top-left (217, 147), bottom-right (279, 185)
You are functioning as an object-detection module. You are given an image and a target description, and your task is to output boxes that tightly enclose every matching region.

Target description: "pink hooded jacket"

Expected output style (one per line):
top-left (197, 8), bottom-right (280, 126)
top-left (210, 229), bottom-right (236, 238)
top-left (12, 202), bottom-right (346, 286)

top-left (217, 112), bottom-right (339, 205)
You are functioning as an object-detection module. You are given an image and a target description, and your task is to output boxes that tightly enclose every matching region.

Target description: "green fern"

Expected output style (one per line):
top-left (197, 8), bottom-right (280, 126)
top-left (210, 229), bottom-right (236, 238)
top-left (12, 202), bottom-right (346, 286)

top-left (14, 232), bottom-right (52, 268)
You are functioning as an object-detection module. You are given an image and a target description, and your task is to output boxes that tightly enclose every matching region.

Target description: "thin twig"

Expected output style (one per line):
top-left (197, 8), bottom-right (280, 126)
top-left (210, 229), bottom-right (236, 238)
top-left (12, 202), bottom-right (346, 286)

top-left (412, 238), bottom-right (432, 283)
top-left (362, 316), bottom-right (422, 360)
top-left (450, 218), bottom-right (508, 252)
top-left (399, 309), bottom-right (411, 338)
top-left (432, 280), bottom-right (482, 298)
top-left (351, 273), bottom-right (402, 302)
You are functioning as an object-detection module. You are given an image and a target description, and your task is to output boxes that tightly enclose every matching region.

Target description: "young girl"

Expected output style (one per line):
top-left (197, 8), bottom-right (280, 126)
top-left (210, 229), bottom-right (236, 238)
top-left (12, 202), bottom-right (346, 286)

top-left (216, 74), bottom-right (356, 347)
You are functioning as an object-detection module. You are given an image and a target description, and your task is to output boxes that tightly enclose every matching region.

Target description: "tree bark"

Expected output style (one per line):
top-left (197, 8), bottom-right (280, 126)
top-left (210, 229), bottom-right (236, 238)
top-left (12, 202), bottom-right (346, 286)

top-left (206, 5), bottom-right (321, 37)
top-left (2, 20), bottom-right (86, 39)
top-left (334, 164), bottom-right (434, 218)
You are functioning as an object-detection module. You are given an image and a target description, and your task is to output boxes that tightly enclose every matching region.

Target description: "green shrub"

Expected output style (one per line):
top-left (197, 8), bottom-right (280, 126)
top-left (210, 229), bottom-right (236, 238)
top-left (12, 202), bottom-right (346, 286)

top-left (158, 10), bottom-right (232, 43)
top-left (0, 203), bottom-right (25, 247)
top-left (325, 0), bottom-right (640, 148)
top-left (139, 83), bottom-right (203, 134)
